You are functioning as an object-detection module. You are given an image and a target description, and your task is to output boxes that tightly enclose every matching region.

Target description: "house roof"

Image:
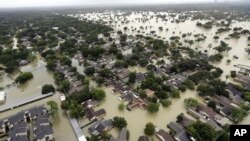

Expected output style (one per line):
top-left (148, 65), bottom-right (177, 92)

top-left (88, 119), bottom-right (113, 135)
top-left (94, 109), bottom-right (106, 118)
top-left (136, 73), bottom-right (146, 82)
top-left (227, 83), bottom-right (243, 96)
top-left (168, 122), bottom-right (185, 134)
top-left (0, 91), bottom-right (5, 101)
top-left (120, 92), bottom-right (135, 101)
top-left (178, 116), bottom-right (194, 128)
top-left (118, 127), bottom-right (127, 141)
top-left (206, 119), bottom-right (222, 131)
top-left (34, 125), bottom-right (53, 140)
top-left (9, 122), bottom-right (28, 141)
top-left (83, 99), bottom-right (99, 108)
top-left (9, 135), bottom-right (29, 141)
top-left (156, 129), bottom-right (175, 141)
top-left (145, 89), bottom-right (155, 97)
top-left (138, 136), bottom-right (149, 141)
top-left (197, 104), bottom-right (219, 119)
top-left (168, 122), bottom-right (190, 141)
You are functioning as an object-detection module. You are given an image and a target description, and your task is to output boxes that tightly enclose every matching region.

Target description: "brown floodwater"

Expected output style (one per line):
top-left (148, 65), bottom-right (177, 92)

top-left (0, 54), bottom-right (77, 141)
top-left (72, 11), bottom-right (250, 140)
top-left (82, 87), bottom-right (203, 140)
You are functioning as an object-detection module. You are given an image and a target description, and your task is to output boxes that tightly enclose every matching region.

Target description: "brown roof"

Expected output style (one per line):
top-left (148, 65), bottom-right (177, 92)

top-left (197, 104), bottom-right (219, 119)
top-left (156, 129), bottom-right (175, 141)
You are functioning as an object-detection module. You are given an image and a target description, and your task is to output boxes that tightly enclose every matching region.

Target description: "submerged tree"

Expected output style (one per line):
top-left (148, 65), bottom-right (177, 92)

top-left (47, 100), bottom-right (58, 116)
top-left (144, 122), bottom-right (155, 136)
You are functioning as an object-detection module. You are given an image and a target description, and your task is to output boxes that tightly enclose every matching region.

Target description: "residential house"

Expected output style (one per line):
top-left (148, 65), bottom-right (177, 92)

top-left (126, 98), bottom-right (148, 111)
top-left (178, 115), bottom-right (194, 128)
top-left (167, 122), bottom-right (190, 141)
top-left (155, 129), bottom-right (175, 141)
top-left (138, 136), bottom-right (149, 141)
top-left (110, 127), bottom-right (128, 141)
top-left (119, 92), bottom-right (136, 102)
top-left (88, 119), bottom-right (113, 136)
top-left (85, 108), bottom-right (106, 121)
top-left (8, 122), bottom-right (28, 141)
top-left (82, 99), bottom-right (99, 108)
top-left (136, 73), bottom-right (146, 82)
top-left (33, 116), bottom-right (54, 141)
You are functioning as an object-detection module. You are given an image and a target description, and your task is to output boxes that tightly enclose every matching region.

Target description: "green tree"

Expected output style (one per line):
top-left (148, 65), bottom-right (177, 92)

top-left (42, 84), bottom-right (55, 94)
top-left (187, 121), bottom-right (217, 141)
top-left (147, 103), bottom-right (159, 113)
top-left (84, 66), bottom-right (96, 76)
top-left (176, 113), bottom-right (184, 123)
top-left (93, 89), bottom-right (106, 101)
top-left (160, 99), bottom-right (172, 107)
top-left (184, 98), bottom-right (199, 108)
top-left (69, 105), bottom-right (84, 118)
top-left (61, 101), bottom-right (70, 110)
top-left (207, 100), bottom-right (216, 110)
top-left (128, 72), bottom-right (136, 83)
top-left (231, 108), bottom-right (247, 123)
top-left (144, 122), bottom-right (155, 136)
top-left (47, 101), bottom-right (58, 116)
top-left (118, 103), bottom-right (125, 111)
top-left (60, 80), bottom-right (70, 91)
top-left (171, 89), bottom-right (180, 98)
top-left (244, 92), bottom-right (250, 102)
top-left (15, 72), bottom-right (33, 84)
top-left (183, 80), bottom-right (195, 90)
top-left (139, 90), bottom-right (147, 99)
top-left (230, 71), bottom-right (237, 78)
top-left (113, 116), bottom-right (127, 129)
top-left (216, 132), bottom-right (229, 141)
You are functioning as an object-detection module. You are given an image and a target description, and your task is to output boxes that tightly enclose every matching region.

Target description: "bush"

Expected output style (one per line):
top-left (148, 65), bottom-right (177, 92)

top-left (15, 72), bottom-right (33, 84)
top-left (93, 89), bottom-right (106, 101)
top-left (118, 103), bottom-right (125, 111)
top-left (147, 103), bottom-right (159, 113)
top-left (42, 84), bottom-right (55, 94)
top-left (184, 98), bottom-right (198, 108)
top-left (160, 99), bottom-right (172, 107)
top-left (144, 122), bottom-right (155, 136)
top-left (230, 71), bottom-right (237, 78)
top-left (113, 116), bottom-right (127, 129)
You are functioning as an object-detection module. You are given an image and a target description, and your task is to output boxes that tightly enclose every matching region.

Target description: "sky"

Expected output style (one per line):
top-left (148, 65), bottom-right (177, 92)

top-left (0, 0), bottom-right (247, 8)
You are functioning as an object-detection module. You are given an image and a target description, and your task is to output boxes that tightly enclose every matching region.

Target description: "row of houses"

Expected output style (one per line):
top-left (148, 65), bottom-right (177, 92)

top-left (0, 105), bottom-right (54, 141)
top-left (55, 63), bottom-right (83, 94)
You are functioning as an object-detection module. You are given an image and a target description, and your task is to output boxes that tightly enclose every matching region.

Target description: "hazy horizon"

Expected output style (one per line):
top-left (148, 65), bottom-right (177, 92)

top-left (0, 0), bottom-right (249, 8)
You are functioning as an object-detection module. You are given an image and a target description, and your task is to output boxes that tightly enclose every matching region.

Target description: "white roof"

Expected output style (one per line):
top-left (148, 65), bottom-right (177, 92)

top-left (0, 91), bottom-right (5, 101)
top-left (60, 95), bottom-right (66, 101)
top-left (78, 136), bottom-right (87, 141)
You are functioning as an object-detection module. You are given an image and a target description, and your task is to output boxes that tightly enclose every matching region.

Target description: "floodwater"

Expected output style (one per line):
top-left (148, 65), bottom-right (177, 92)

top-left (72, 11), bottom-right (250, 140)
top-left (82, 87), bottom-right (203, 140)
top-left (3, 54), bottom-right (55, 104)
top-left (0, 53), bottom-right (77, 141)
